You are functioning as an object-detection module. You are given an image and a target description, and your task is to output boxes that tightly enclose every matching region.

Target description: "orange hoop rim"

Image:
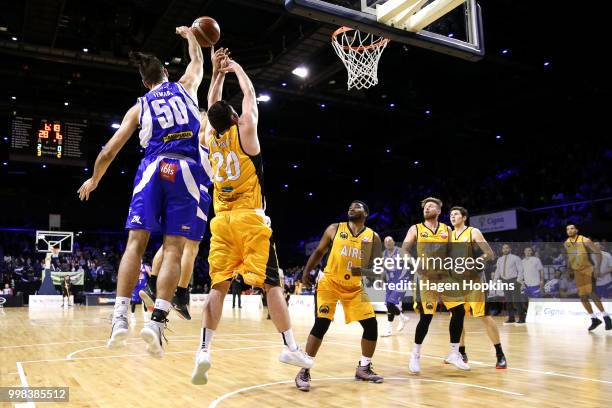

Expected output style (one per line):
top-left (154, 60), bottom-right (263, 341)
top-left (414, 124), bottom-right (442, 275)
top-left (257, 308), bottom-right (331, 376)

top-left (332, 26), bottom-right (390, 51)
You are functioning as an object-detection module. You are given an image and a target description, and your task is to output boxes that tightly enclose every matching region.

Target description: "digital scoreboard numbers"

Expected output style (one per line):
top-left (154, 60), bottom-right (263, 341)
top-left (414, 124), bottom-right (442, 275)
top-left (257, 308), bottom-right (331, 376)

top-left (37, 121), bottom-right (64, 159)
top-left (10, 115), bottom-right (87, 166)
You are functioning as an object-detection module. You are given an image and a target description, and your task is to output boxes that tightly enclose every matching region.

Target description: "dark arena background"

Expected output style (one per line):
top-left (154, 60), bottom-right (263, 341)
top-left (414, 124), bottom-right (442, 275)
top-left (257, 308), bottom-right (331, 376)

top-left (0, 1), bottom-right (610, 407)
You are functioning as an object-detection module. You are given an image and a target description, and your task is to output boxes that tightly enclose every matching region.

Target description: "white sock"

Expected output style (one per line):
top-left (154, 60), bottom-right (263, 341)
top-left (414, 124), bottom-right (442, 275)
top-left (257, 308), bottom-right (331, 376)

top-left (201, 327), bottom-right (215, 351)
top-left (154, 298), bottom-right (172, 313)
top-left (401, 312), bottom-right (410, 319)
top-left (591, 313), bottom-right (597, 319)
top-left (450, 343), bottom-right (460, 353)
top-left (360, 356), bottom-right (372, 367)
top-left (113, 296), bottom-right (130, 318)
top-left (413, 343), bottom-right (422, 356)
top-left (282, 329), bottom-right (298, 352)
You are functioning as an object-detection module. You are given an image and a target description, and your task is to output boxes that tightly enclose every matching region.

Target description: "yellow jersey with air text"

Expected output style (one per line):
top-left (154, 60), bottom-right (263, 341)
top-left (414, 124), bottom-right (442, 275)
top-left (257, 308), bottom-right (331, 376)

top-left (324, 222), bottom-right (374, 287)
top-left (207, 125), bottom-right (265, 213)
top-left (565, 235), bottom-right (593, 270)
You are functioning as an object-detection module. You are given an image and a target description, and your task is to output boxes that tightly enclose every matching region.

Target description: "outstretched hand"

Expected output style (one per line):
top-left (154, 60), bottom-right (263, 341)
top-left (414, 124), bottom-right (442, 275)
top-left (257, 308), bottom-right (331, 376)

top-left (77, 178), bottom-right (98, 201)
top-left (212, 47), bottom-right (230, 73)
top-left (219, 58), bottom-right (240, 74)
top-left (175, 26), bottom-right (193, 39)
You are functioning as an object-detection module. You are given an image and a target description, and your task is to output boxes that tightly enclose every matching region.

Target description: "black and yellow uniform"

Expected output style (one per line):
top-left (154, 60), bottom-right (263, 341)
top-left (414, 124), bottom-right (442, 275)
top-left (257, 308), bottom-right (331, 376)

top-left (316, 222), bottom-right (376, 324)
top-left (414, 222), bottom-right (464, 314)
top-left (564, 235), bottom-right (594, 296)
top-left (450, 226), bottom-right (485, 317)
top-left (207, 125), bottom-right (278, 288)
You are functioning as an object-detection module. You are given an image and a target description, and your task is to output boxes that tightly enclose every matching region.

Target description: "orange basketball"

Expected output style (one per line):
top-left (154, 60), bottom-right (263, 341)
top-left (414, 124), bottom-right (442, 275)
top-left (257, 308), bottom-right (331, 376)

top-left (191, 16), bottom-right (220, 48)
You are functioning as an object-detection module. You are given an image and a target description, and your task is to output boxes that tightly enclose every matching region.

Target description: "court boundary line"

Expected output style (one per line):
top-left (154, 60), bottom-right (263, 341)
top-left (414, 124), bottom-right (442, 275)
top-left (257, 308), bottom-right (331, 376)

top-left (207, 376), bottom-right (524, 408)
top-left (19, 345), bottom-right (281, 364)
top-left (15, 362), bottom-right (36, 408)
top-left (65, 338), bottom-right (281, 360)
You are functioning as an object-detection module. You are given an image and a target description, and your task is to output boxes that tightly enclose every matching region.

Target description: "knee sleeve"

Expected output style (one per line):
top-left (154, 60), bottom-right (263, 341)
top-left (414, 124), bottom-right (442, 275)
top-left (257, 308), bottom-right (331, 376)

top-left (449, 304), bottom-right (465, 343)
top-left (359, 317), bottom-right (378, 341)
top-left (387, 303), bottom-right (400, 315)
top-left (310, 317), bottom-right (332, 339)
top-left (414, 313), bottom-right (433, 344)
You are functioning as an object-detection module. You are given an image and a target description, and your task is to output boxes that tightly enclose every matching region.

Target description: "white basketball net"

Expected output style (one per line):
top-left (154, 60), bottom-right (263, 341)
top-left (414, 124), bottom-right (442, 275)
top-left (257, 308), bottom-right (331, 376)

top-left (332, 27), bottom-right (389, 90)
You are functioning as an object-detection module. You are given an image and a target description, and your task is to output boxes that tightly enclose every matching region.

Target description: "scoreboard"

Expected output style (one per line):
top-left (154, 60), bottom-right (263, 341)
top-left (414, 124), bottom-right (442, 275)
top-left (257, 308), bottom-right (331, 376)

top-left (10, 115), bottom-right (87, 166)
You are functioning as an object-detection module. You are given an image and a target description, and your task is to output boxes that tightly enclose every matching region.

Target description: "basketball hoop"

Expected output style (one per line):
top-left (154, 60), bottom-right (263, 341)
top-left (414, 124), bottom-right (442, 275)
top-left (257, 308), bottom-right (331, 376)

top-left (331, 27), bottom-right (389, 90)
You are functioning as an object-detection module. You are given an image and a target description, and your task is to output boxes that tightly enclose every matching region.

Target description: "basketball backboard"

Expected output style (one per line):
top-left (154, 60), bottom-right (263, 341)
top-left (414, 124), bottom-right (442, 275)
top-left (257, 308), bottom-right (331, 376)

top-left (285, 0), bottom-right (484, 60)
top-left (36, 230), bottom-right (74, 253)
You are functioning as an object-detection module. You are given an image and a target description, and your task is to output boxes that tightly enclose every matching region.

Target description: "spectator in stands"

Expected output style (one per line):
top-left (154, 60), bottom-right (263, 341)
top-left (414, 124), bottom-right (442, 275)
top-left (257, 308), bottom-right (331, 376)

top-left (522, 247), bottom-right (545, 298)
top-left (552, 250), bottom-right (566, 267)
top-left (544, 269), bottom-right (562, 297)
top-left (2, 283), bottom-right (12, 295)
top-left (593, 242), bottom-right (612, 300)
top-left (560, 272), bottom-right (578, 298)
top-left (494, 244), bottom-right (526, 324)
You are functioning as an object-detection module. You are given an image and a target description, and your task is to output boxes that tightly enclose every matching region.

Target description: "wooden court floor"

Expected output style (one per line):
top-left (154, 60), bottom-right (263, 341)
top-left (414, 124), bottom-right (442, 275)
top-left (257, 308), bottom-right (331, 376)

top-left (0, 305), bottom-right (610, 407)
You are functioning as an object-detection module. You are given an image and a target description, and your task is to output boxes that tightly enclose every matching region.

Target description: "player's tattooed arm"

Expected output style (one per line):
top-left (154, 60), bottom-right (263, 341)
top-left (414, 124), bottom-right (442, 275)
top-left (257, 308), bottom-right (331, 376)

top-left (400, 225), bottom-right (417, 258)
top-left (471, 227), bottom-right (495, 262)
top-left (77, 104), bottom-right (140, 201)
top-left (177, 26), bottom-right (204, 100)
top-left (302, 223), bottom-right (338, 287)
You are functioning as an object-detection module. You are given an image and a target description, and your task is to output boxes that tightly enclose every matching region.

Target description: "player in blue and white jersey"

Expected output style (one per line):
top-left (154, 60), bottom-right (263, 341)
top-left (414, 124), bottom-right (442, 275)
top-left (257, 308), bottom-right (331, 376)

top-left (380, 236), bottom-right (411, 337)
top-left (78, 26), bottom-right (207, 357)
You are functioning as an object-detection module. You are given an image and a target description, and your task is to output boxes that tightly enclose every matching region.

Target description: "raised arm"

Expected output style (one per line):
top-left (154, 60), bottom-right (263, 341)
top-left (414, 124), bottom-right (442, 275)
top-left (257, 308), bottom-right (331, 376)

top-left (302, 224), bottom-right (338, 287)
top-left (176, 26), bottom-right (204, 100)
top-left (77, 104), bottom-right (140, 201)
top-left (208, 47), bottom-right (228, 107)
top-left (220, 59), bottom-right (259, 155)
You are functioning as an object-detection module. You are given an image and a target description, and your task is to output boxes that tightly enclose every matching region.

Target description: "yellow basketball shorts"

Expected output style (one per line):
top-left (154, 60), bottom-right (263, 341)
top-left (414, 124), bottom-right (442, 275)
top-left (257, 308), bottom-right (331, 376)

top-left (315, 276), bottom-right (375, 324)
top-left (414, 274), bottom-right (465, 315)
top-left (208, 209), bottom-right (279, 288)
top-left (464, 289), bottom-right (486, 317)
top-left (574, 266), bottom-right (593, 296)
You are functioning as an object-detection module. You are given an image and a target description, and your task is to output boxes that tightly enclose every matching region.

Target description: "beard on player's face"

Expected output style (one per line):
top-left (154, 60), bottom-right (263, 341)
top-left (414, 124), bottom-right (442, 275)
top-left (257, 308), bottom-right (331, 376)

top-left (348, 212), bottom-right (365, 222)
top-left (423, 209), bottom-right (439, 220)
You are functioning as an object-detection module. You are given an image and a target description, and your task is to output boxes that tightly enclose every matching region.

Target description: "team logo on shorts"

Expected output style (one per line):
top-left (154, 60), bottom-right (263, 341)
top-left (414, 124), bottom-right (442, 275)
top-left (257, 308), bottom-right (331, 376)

top-left (426, 302), bottom-right (434, 310)
top-left (340, 232), bottom-right (348, 239)
top-left (131, 215), bottom-right (142, 225)
top-left (160, 161), bottom-right (178, 182)
top-left (319, 305), bottom-right (330, 314)
top-left (181, 225), bottom-right (191, 231)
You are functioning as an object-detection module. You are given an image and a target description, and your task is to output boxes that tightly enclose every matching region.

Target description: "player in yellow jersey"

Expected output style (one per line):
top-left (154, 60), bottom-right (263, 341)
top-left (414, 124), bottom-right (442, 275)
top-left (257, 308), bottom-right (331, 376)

top-left (565, 224), bottom-right (611, 331)
top-left (190, 55), bottom-right (312, 385)
top-left (294, 201), bottom-right (383, 391)
top-left (401, 197), bottom-right (469, 374)
top-left (447, 206), bottom-right (507, 369)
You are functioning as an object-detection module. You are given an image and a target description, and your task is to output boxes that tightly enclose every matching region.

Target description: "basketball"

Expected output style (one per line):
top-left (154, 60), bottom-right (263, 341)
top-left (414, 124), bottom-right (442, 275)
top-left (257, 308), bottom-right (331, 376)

top-left (191, 16), bottom-right (220, 48)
